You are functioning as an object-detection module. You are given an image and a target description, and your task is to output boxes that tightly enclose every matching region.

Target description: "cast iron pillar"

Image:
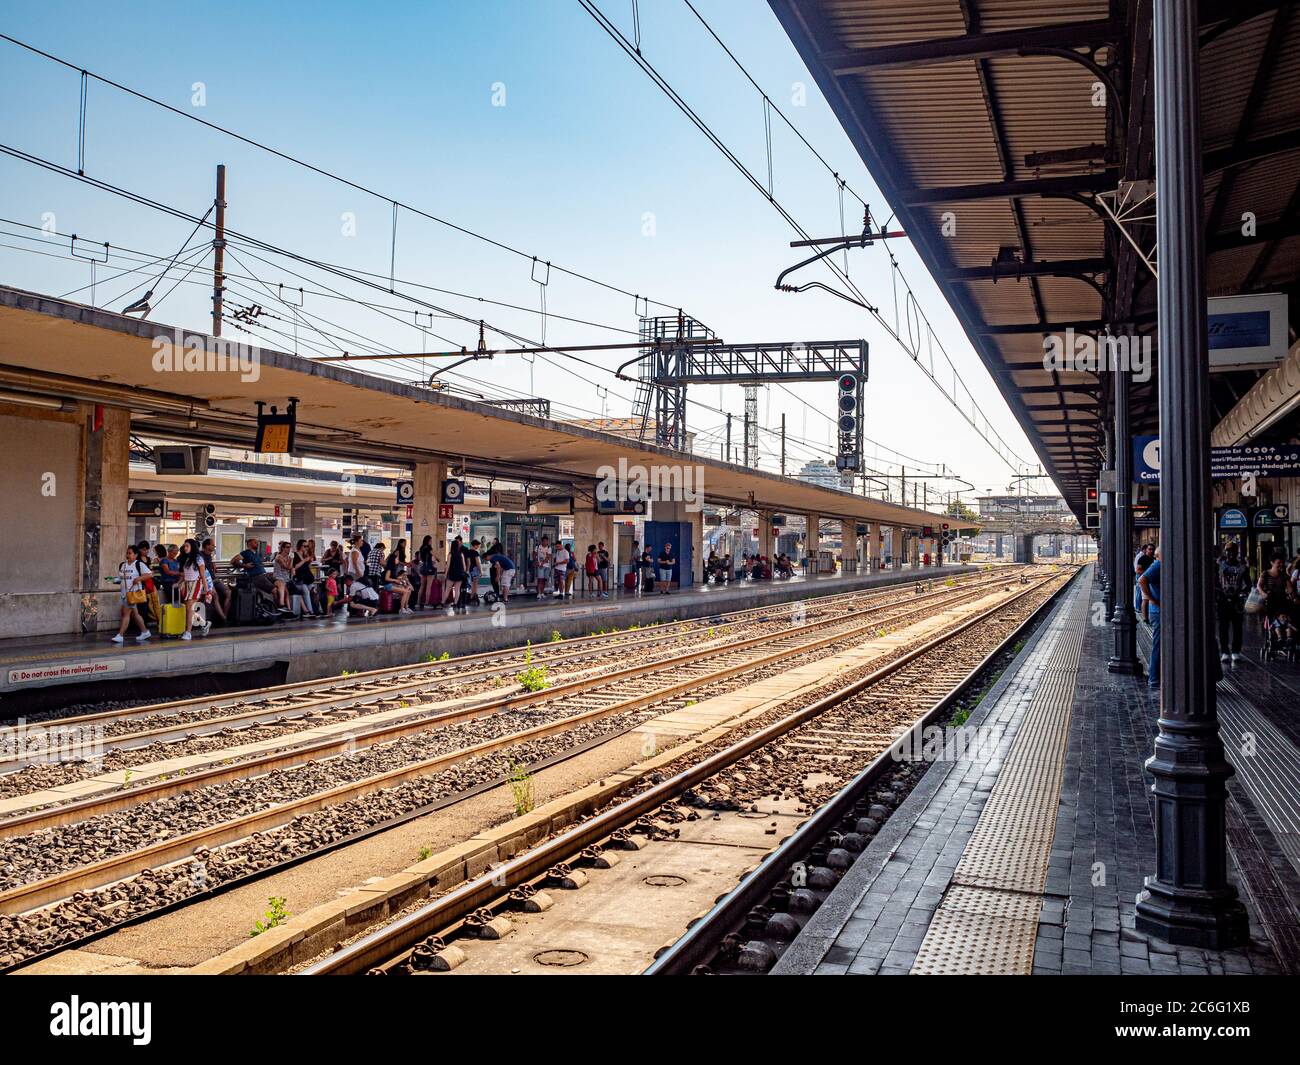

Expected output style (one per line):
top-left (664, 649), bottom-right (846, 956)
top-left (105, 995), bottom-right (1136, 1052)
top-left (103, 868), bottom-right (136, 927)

top-left (1102, 422), bottom-right (1116, 621)
top-left (1135, 0), bottom-right (1247, 948)
top-left (1109, 362), bottom-right (1141, 673)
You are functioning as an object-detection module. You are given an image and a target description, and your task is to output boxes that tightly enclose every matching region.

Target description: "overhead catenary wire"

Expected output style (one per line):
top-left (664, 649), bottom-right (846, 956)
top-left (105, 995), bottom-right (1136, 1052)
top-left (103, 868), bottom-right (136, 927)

top-left (0, 31), bottom-right (681, 314)
top-left (593, 0), bottom-right (1030, 472)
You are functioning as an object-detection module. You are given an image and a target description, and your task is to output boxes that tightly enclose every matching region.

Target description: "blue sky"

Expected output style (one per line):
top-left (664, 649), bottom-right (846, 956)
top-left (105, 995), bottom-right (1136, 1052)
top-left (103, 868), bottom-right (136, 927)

top-left (0, 0), bottom-right (1048, 501)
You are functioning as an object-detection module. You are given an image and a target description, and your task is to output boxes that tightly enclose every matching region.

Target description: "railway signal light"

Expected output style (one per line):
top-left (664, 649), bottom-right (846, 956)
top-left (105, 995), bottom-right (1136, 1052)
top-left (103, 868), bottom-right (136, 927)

top-left (1085, 486), bottom-right (1100, 530)
top-left (835, 373), bottom-right (863, 472)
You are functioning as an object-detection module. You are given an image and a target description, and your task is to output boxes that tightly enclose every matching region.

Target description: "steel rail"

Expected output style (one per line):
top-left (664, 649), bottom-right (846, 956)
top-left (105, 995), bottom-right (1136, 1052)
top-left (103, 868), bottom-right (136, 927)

top-left (0, 574), bottom-right (995, 771)
top-left (0, 576), bottom-right (1027, 914)
top-left (643, 568), bottom-right (1082, 974)
top-left (302, 573), bottom-right (1064, 975)
top-left (1, 572), bottom-right (993, 745)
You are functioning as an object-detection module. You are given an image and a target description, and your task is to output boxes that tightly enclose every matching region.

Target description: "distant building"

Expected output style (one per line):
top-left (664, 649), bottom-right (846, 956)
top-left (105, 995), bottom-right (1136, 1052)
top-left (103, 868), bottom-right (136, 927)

top-left (976, 494), bottom-right (1073, 519)
top-left (796, 459), bottom-right (844, 491)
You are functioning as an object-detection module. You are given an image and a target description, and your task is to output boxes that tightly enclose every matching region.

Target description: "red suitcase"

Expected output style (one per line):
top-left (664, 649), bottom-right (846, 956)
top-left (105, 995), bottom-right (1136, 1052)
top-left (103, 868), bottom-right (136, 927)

top-left (623, 571), bottom-right (637, 592)
top-left (378, 589), bottom-right (400, 614)
top-left (421, 577), bottom-right (443, 607)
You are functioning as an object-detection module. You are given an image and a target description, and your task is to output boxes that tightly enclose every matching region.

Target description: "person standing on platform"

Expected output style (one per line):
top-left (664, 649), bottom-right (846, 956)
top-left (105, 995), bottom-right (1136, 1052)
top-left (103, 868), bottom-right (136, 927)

top-left (657, 542), bottom-right (675, 594)
top-left (1138, 546), bottom-right (1162, 689)
top-left (462, 539), bottom-right (483, 607)
top-left (443, 536), bottom-right (466, 611)
top-left (563, 542), bottom-right (579, 598)
top-left (1133, 543), bottom-right (1155, 620)
top-left (552, 541), bottom-right (569, 597)
top-left (535, 535), bottom-right (553, 598)
top-left (1216, 543), bottom-right (1250, 663)
top-left (596, 541), bottom-right (611, 598)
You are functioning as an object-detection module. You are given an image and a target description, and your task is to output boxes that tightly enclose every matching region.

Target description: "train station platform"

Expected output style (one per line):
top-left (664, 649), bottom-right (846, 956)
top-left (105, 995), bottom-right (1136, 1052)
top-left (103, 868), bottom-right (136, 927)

top-left (776, 566), bottom-right (1299, 976)
top-left (0, 562), bottom-right (991, 711)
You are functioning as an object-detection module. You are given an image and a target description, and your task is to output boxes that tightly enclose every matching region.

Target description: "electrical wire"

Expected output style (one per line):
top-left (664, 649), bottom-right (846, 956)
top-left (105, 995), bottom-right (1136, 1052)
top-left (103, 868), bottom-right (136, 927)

top-left (0, 32), bottom-right (682, 314)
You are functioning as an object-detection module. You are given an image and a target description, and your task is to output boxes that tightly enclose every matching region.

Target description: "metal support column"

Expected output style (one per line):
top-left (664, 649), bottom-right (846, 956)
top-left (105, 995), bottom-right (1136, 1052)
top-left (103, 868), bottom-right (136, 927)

top-left (1109, 364), bottom-right (1141, 673)
top-left (1102, 421), bottom-right (1116, 621)
top-left (1135, 0), bottom-right (1247, 948)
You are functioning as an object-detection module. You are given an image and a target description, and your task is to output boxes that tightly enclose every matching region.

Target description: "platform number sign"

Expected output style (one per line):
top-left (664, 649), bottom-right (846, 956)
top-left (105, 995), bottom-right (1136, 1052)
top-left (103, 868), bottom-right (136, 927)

top-left (255, 399), bottom-right (297, 455)
top-left (835, 373), bottom-right (863, 472)
top-left (1085, 487), bottom-right (1100, 529)
top-left (441, 478), bottom-right (466, 505)
top-left (395, 479), bottom-right (415, 506)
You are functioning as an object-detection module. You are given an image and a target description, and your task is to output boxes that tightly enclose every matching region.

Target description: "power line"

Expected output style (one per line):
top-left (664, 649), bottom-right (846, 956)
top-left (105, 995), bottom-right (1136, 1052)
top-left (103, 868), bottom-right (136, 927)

top-left (585, 0), bottom-right (1030, 472)
top-left (0, 31), bottom-right (681, 315)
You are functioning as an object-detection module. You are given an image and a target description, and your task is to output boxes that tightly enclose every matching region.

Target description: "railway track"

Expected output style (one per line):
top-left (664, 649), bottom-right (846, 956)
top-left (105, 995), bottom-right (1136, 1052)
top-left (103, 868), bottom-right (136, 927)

top-left (0, 571), bottom-right (1004, 780)
top-left (0, 569), bottom-right (1037, 971)
top-left (0, 572), bottom-right (1023, 813)
top-left (298, 567), bottom-right (1074, 975)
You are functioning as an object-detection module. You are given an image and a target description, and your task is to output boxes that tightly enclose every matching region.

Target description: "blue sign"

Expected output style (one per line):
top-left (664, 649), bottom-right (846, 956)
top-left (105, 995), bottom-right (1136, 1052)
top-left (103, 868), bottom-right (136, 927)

top-left (1132, 435), bottom-right (1161, 483)
top-left (1218, 507), bottom-right (1248, 529)
top-left (395, 478), bottom-right (415, 505)
top-left (1134, 437), bottom-right (1300, 483)
top-left (1208, 310), bottom-right (1270, 350)
top-left (1252, 504), bottom-right (1291, 528)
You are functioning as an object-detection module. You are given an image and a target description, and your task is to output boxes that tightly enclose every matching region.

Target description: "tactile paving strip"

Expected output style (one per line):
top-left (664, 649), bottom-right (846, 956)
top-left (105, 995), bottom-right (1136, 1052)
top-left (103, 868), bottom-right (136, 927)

top-left (912, 574), bottom-right (1092, 974)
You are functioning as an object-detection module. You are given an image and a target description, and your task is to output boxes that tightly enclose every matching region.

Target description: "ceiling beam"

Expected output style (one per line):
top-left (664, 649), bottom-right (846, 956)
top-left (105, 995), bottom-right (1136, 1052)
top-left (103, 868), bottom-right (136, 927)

top-left (943, 257), bottom-right (1109, 281)
top-left (823, 18), bottom-right (1121, 74)
top-left (900, 171), bottom-right (1118, 205)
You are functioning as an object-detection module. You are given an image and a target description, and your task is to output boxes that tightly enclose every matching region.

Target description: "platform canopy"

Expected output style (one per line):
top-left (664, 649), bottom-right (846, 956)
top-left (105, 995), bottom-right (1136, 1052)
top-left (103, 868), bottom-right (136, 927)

top-left (772, 0), bottom-right (1300, 520)
top-left (0, 286), bottom-right (971, 531)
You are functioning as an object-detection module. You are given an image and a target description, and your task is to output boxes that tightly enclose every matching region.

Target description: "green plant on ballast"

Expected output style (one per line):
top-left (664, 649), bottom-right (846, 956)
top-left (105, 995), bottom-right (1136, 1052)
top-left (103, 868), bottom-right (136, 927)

top-left (417, 845), bottom-right (433, 862)
top-left (249, 896), bottom-right (290, 937)
top-left (341, 669), bottom-right (354, 677)
top-left (951, 706), bottom-right (971, 727)
top-left (424, 650), bottom-right (450, 663)
top-left (515, 642), bottom-right (549, 693)
top-left (507, 759), bottom-right (535, 816)
top-left (550, 630), bottom-right (563, 642)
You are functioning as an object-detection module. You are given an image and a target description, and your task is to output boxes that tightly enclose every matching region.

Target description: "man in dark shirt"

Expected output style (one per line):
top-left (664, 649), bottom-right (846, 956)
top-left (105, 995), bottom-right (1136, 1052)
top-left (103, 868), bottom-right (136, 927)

top-left (656, 543), bottom-right (675, 595)
top-left (234, 538), bottom-right (274, 593)
top-left (1216, 543), bottom-right (1250, 662)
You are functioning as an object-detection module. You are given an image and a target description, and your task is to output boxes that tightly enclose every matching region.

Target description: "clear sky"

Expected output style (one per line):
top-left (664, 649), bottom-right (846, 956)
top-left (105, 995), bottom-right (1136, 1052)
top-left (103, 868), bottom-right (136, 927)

top-left (0, 0), bottom-right (1053, 504)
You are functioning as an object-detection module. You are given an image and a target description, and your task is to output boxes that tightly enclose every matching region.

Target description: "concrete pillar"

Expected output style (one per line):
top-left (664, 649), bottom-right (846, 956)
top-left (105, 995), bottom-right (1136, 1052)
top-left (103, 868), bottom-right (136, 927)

top-left (806, 512), bottom-right (821, 574)
top-left (758, 512), bottom-right (775, 561)
top-left (869, 524), bottom-right (884, 571)
top-left (290, 502), bottom-right (317, 546)
top-left (890, 527), bottom-right (903, 570)
top-left (83, 405), bottom-right (130, 631)
top-left (838, 519), bottom-right (857, 574)
top-left (411, 460), bottom-right (449, 559)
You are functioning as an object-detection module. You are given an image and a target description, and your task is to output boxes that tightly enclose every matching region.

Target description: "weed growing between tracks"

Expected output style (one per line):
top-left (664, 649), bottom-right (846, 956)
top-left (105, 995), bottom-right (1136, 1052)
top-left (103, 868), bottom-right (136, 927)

top-left (249, 896), bottom-right (290, 937)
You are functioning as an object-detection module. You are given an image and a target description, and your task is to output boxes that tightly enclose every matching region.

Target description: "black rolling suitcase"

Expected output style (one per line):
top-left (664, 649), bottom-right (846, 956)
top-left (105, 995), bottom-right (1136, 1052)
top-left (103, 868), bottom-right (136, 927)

top-left (233, 586), bottom-right (258, 625)
top-left (642, 572), bottom-right (655, 593)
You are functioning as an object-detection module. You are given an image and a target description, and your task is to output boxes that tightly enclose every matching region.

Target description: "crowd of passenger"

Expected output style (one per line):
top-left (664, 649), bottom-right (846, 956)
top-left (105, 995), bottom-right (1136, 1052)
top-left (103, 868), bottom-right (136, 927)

top-left (112, 532), bottom-right (678, 638)
top-left (1133, 539), bottom-right (1300, 688)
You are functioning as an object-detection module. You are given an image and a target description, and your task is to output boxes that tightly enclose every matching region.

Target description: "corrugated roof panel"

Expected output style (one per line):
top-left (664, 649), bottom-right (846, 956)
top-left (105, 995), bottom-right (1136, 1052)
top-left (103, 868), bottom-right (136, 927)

top-left (984, 54), bottom-right (1108, 182)
top-left (821, 0), bottom-right (966, 49)
top-left (1199, 16), bottom-right (1271, 151)
top-left (857, 63), bottom-right (1005, 186)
